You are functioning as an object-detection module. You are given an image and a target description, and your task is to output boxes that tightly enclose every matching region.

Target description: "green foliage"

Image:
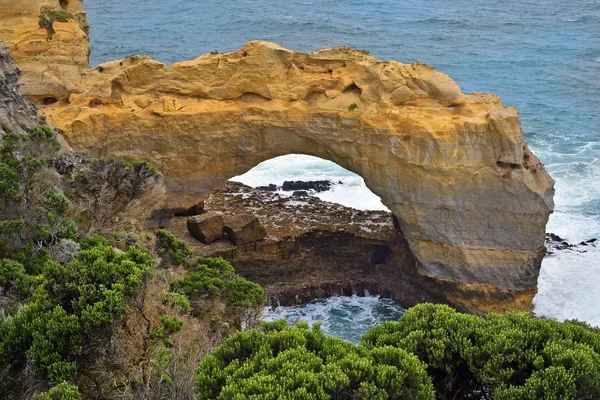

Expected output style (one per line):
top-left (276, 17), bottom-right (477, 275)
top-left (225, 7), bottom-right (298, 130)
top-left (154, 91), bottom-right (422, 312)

top-left (360, 303), bottom-right (600, 400)
top-left (348, 103), bottom-right (359, 112)
top-left (150, 316), bottom-right (185, 348)
top-left (0, 259), bottom-right (35, 299)
top-left (172, 258), bottom-right (265, 312)
top-left (0, 161), bottom-right (20, 200)
top-left (34, 381), bottom-right (82, 400)
top-left (38, 10), bottom-right (75, 40)
top-left (156, 229), bottom-right (191, 267)
top-left (0, 241), bottom-right (155, 385)
top-left (198, 304), bottom-right (600, 399)
top-left (0, 127), bottom-right (74, 259)
top-left (196, 321), bottom-right (434, 400)
top-left (29, 125), bottom-right (57, 141)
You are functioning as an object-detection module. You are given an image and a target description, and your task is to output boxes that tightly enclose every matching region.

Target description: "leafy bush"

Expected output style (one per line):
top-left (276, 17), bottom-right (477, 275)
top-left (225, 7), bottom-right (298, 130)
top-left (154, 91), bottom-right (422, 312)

top-left (361, 303), bottom-right (600, 400)
top-left (0, 238), bottom-right (155, 387)
top-left (156, 228), bottom-right (192, 267)
top-left (172, 257), bottom-right (265, 310)
top-left (0, 258), bottom-right (35, 302)
top-left (34, 381), bottom-right (82, 400)
top-left (0, 127), bottom-right (73, 262)
top-left (196, 320), bottom-right (435, 400)
top-left (172, 257), bottom-right (265, 330)
top-left (348, 103), bottom-right (359, 111)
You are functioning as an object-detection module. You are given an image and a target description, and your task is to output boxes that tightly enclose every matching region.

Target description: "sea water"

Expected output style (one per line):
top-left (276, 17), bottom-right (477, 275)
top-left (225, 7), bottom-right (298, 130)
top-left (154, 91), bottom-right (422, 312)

top-left (85, 0), bottom-right (600, 337)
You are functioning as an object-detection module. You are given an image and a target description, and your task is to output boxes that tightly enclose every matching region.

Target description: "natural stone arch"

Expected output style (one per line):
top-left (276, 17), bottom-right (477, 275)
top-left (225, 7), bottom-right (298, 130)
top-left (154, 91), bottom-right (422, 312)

top-left (0, 11), bottom-right (554, 312)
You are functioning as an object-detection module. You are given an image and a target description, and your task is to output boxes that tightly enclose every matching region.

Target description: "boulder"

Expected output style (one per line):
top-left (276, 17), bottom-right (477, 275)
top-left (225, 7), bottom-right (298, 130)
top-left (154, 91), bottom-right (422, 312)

top-left (187, 212), bottom-right (224, 244)
top-left (224, 213), bottom-right (267, 245)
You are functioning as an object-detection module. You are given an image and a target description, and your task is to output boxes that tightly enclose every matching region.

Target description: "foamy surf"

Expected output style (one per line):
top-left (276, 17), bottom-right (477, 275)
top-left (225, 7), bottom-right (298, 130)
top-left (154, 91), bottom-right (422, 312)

top-left (263, 295), bottom-right (404, 343)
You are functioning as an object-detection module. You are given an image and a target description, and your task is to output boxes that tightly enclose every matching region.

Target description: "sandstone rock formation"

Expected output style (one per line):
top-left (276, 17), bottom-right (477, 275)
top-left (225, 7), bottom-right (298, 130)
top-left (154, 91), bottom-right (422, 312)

top-left (0, 0), bottom-right (555, 314)
top-left (223, 213), bottom-right (267, 245)
top-left (187, 213), bottom-right (224, 244)
top-left (170, 182), bottom-right (441, 309)
top-left (0, 0), bottom-right (90, 103)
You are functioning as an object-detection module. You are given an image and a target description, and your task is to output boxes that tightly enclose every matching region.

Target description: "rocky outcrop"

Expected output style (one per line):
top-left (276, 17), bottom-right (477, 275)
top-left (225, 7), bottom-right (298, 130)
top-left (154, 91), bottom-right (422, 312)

top-left (0, 0), bottom-right (90, 103)
top-left (187, 213), bottom-right (224, 244)
top-left (0, 0), bottom-right (555, 313)
top-left (223, 213), bottom-right (267, 245)
top-left (0, 43), bottom-right (46, 135)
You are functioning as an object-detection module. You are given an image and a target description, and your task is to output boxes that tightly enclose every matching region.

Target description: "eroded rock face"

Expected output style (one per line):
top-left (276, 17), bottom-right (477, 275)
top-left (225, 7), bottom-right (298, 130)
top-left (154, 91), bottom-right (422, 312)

top-left (0, 0), bottom-right (555, 313)
top-left (0, 0), bottom-right (90, 103)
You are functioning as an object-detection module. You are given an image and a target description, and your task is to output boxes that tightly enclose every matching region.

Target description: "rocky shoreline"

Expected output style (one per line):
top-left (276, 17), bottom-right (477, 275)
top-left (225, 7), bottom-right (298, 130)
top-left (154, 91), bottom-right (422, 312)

top-left (168, 181), bottom-right (446, 308)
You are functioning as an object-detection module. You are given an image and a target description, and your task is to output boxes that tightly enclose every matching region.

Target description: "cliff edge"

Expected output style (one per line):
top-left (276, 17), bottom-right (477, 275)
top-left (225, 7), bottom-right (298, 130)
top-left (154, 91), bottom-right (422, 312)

top-left (0, 0), bottom-right (555, 314)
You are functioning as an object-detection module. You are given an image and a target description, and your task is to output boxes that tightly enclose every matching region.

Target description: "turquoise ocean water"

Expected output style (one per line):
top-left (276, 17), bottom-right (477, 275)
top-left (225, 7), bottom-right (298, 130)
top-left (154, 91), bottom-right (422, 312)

top-left (86, 0), bottom-right (600, 338)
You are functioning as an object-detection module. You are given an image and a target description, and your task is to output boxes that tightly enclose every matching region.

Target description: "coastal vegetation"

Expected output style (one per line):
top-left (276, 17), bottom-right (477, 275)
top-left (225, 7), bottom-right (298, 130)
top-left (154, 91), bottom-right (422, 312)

top-left (200, 304), bottom-right (600, 400)
top-left (0, 119), bottom-right (267, 398)
top-left (38, 11), bottom-right (75, 40)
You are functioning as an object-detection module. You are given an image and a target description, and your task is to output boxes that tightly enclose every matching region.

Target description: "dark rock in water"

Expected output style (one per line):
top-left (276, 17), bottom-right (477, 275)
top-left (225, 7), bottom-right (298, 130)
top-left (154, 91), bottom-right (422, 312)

top-left (282, 180), bottom-right (332, 192)
top-left (292, 190), bottom-right (311, 197)
top-left (224, 213), bottom-right (267, 245)
top-left (546, 233), bottom-right (566, 243)
top-left (256, 184), bottom-right (277, 192)
top-left (187, 212), bottom-right (224, 244)
top-left (545, 233), bottom-right (597, 255)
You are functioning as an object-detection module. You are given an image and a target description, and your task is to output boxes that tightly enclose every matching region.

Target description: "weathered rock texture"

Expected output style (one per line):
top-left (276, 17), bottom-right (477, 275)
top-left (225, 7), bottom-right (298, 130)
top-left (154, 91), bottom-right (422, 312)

top-left (170, 182), bottom-right (446, 309)
top-left (0, 0), bottom-right (90, 103)
top-left (0, 43), bottom-right (45, 135)
top-left (0, 0), bottom-right (555, 313)
top-left (224, 213), bottom-right (267, 245)
top-left (187, 213), bottom-right (224, 244)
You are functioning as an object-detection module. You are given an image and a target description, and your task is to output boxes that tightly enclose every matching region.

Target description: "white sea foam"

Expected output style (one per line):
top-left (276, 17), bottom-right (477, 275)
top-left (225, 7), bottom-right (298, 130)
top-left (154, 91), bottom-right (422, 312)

top-left (263, 295), bottom-right (404, 343)
top-left (534, 246), bottom-right (600, 326)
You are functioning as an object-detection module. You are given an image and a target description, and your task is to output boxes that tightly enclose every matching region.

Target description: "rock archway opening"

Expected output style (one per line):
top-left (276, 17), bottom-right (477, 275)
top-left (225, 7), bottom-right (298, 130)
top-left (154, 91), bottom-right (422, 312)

top-left (229, 154), bottom-right (390, 212)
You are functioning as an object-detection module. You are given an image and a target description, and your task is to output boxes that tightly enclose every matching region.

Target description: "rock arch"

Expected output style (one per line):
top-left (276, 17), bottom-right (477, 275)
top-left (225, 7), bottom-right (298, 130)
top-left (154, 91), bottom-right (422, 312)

top-left (0, 3), bottom-right (554, 312)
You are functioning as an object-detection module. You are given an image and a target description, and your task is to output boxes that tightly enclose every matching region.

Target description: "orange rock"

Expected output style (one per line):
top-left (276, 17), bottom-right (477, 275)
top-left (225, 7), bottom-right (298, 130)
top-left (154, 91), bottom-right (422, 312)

top-left (0, 0), bottom-right (555, 314)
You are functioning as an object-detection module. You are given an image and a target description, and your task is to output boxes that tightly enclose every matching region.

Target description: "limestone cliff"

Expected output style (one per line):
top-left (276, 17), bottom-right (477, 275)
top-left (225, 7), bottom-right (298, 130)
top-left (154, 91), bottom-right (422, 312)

top-left (0, 0), bottom-right (90, 103)
top-left (0, 0), bottom-right (555, 314)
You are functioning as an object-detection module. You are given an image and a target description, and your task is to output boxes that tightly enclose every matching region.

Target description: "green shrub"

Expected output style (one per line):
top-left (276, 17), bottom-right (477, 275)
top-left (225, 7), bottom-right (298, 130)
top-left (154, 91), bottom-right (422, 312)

top-left (348, 103), bottom-right (359, 112)
top-left (34, 381), bottom-right (82, 400)
top-left (0, 240), bottom-right (155, 384)
top-left (0, 258), bottom-right (35, 300)
top-left (156, 229), bottom-right (191, 267)
top-left (0, 128), bottom-right (74, 259)
top-left (360, 303), bottom-right (600, 400)
top-left (196, 321), bottom-right (434, 400)
top-left (172, 258), bottom-right (265, 310)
